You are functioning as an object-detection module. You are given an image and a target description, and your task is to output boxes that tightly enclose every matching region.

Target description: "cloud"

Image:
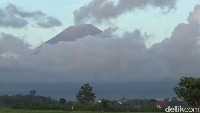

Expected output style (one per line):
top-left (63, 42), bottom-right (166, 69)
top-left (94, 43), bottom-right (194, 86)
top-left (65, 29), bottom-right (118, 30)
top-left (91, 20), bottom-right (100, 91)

top-left (36, 16), bottom-right (62, 28)
top-left (0, 30), bottom-right (146, 83)
top-left (98, 26), bottom-right (119, 38)
top-left (146, 21), bottom-right (200, 79)
top-left (5, 3), bottom-right (45, 18)
top-left (0, 3), bottom-right (62, 28)
top-left (0, 32), bottom-right (31, 54)
top-left (1, 20), bottom-right (200, 84)
top-left (188, 5), bottom-right (200, 24)
top-left (73, 0), bottom-right (177, 24)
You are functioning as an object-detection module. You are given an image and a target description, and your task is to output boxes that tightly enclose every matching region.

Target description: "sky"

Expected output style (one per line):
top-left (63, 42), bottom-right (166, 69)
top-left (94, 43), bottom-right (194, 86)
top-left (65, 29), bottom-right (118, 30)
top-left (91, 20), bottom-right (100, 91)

top-left (0, 0), bottom-right (199, 47)
top-left (1, 0), bottom-right (200, 100)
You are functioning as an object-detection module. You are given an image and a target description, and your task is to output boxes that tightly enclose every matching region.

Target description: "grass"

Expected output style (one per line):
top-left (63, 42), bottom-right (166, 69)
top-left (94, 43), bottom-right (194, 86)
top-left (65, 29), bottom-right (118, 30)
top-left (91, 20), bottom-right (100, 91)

top-left (0, 109), bottom-right (167, 113)
top-left (0, 108), bottom-right (68, 113)
top-left (1, 109), bottom-right (192, 113)
top-left (73, 111), bottom-right (165, 113)
top-left (0, 109), bottom-right (165, 113)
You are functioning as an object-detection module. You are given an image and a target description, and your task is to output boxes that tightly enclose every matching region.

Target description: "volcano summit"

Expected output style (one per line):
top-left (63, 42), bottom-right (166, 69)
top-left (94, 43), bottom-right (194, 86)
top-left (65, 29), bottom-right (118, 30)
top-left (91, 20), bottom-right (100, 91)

top-left (45, 24), bottom-right (103, 45)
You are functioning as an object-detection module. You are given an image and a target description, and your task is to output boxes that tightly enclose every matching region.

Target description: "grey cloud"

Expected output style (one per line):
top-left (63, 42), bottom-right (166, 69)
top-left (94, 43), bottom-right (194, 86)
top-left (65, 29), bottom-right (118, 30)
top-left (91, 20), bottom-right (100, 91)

top-left (0, 9), bottom-right (5, 17)
top-left (0, 15), bottom-right (28, 28)
top-left (73, 0), bottom-right (177, 24)
top-left (0, 3), bottom-right (62, 28)
top-left (0, 32), bottom-right (31, 54)
top-left (97, 27), bottom-right (119, 38)
top-left (36, 16), bottom-right (62, 28)
top-left (149, 0), bottom-right (176, 9)
top-left (0, 33), bottom-right (32, 74)
top-left (5, 3), bottom-right (45, 18)
top-left (1, 21), bottom-right (200, 84)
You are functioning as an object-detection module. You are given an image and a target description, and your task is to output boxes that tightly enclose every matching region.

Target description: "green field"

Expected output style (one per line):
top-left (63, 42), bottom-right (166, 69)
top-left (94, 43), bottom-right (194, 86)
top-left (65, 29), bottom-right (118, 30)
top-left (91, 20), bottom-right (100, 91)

top-left (0, 109), bottom-right (67, 113)
top-left (0, 109), bottom-right (166, 113)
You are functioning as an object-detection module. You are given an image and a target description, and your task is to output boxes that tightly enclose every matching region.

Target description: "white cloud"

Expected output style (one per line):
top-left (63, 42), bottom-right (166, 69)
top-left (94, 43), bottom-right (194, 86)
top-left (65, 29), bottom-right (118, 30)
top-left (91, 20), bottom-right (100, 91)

top-left (188, 5), bottom-right (200, 24)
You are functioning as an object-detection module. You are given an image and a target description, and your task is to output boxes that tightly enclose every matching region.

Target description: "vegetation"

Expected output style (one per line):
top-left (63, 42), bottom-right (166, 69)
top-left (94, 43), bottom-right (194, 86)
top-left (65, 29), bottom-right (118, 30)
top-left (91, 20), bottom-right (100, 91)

top-left (9, 97), bottom-right (185, 112)
top-left (174, 77), bottom-right (200, 113)
top-left (100, 98), bottom-right (109, 111)
top-left (0, 108), bottom-right (167, 113)
top-left (0, 108), bottom-right (68, 113)
top-left (29, 89), bottom-right (36, 96)
top-left (59, 98), bottom-right (66, 105)
top-left (76, 83), bottom-right (96, 104)
top-left (0, 90), bottom-right (55, 108)
top-left (1, 81), bottom-right (198, 112)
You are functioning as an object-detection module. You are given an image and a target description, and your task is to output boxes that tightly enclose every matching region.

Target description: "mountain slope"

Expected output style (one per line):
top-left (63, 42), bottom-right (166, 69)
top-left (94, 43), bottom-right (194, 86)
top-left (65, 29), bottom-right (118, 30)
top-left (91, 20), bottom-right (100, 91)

top-left (45, 24), bottom-right (103, 45)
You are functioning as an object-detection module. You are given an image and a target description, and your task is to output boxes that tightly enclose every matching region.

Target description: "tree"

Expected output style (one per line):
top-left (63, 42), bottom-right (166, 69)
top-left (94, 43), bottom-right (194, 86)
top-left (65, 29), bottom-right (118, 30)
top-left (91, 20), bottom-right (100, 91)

top-left (59, 98), bottom-right (66, 105)
top-left (29, 89), bottom-right (36, 96)
top-left (148, 99), bottom-right (157, 104)
top-left (171, 97), bottom-right (178, 102)
top-left (76, 83), bottom-right (96, 104)
top-left (173, 77), bottom-right (200, 113)
top-left (168, 97), bottom-right (181, 107)
top-left (101, 99), bottom-right (109, 111)
top-left (163, 98), bottom-right (169, 102)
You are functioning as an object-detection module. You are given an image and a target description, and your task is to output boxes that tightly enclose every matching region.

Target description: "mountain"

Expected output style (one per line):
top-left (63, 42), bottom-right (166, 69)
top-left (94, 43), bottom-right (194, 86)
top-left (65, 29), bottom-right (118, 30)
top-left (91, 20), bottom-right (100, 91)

top-left (45, 24), bottom-right (103, 45)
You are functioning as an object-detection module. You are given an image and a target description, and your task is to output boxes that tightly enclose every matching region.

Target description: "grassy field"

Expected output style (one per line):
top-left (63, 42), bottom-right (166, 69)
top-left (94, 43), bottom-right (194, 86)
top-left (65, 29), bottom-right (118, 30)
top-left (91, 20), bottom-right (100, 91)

top-left (0, 109), bottom-right (68, 113)
top-left (0, 109), bottom-right (167, 113)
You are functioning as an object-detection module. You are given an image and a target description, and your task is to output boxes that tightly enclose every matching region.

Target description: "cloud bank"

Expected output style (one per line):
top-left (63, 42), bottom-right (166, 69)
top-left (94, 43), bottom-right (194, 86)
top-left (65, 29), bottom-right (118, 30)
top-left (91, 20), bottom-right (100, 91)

top-left (0, 3), bottom-right (62, 28)
top-left (1, 19), bottom-right (200, 83)
top-left (73, 0), bottom-right (177, 24)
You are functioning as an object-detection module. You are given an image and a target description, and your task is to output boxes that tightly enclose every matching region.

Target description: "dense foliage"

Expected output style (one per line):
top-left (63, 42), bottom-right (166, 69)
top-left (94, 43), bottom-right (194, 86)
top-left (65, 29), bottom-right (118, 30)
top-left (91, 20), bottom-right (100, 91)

top-left (0, 90), bottom-right (55, 107)
top-left (59, 98), bottom-right (66, 105)
top-left (174, 77), bottom-right (200, 113)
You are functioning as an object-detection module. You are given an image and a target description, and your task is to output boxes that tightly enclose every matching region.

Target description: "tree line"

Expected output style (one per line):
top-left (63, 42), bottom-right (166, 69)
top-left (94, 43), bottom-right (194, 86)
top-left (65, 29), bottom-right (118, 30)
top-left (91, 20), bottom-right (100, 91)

top-left (0, 77), bottom-right (200, 112)
top-left (0, 90), bottom-right (55, 107)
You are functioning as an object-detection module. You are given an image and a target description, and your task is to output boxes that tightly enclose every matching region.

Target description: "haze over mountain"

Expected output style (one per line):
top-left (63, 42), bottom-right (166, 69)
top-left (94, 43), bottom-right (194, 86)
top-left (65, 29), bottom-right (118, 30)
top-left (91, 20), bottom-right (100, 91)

top-left (45, 24), bottom-right (103, 45)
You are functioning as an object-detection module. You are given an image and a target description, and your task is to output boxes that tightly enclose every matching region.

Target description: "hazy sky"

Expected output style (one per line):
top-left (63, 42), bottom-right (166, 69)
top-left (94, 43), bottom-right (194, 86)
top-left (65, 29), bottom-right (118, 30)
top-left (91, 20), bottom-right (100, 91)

top-left (1, 0), bottom-right (200, 100)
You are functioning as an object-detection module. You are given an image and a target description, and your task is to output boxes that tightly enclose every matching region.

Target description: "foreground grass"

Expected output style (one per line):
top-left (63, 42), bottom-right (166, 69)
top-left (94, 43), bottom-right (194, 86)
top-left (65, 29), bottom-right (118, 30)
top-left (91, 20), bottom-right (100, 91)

top-left (73, 111), bottom-right (165, 113)
top-left (0, 110), bottom-right (165, 113)
top-left (0, 109), bottom-right (167, 113)
top-left (0, 109), bottom-right (192, 113)
top-left (0, 108), bottom-right (69, 113)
